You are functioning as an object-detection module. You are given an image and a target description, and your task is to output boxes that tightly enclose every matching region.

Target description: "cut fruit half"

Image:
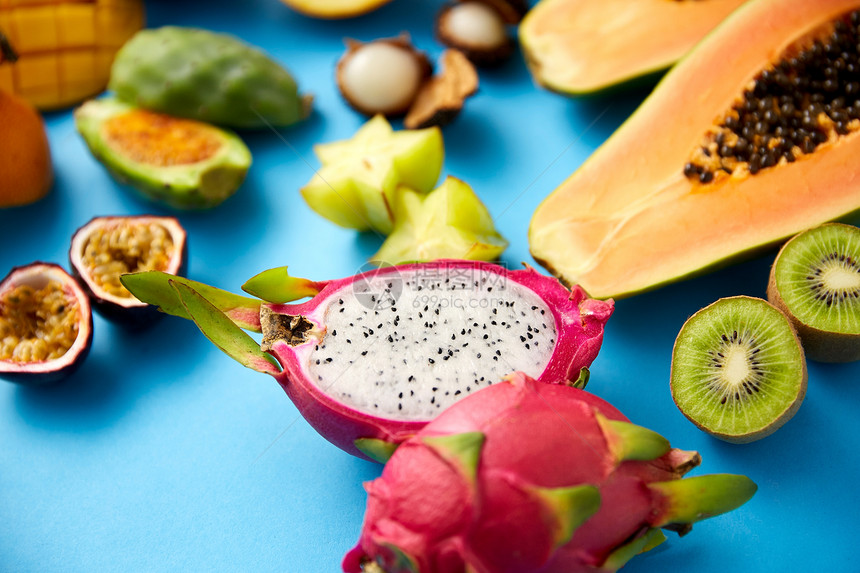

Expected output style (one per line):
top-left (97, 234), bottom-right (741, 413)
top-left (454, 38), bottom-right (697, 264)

top-left (75, 97), bottom-right (252, 209)
top-left (520, 0), bottom-right (747, 95)
top-left (768, 223), bottom-right (860, 362)
top-left (69, 215), bottom-right (188, 326)
top-left (670, 296), bottom-right (807, 443)
top-left (529, 0), bottom-right (860, 299)
top-left (0, 263), bottom-right (93, 385)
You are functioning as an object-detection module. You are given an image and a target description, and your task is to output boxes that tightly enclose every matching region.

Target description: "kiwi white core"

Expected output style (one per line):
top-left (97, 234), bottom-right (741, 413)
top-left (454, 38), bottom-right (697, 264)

top-left (820, 263), bottom-right (860, 292)
top-left (722, 345), bottom-right (754, 389)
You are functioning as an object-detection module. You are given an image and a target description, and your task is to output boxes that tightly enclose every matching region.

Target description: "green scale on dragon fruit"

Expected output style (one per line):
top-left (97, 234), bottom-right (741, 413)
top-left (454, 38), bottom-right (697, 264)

top-left (344, 372), bottom-right (757, 573)
top-left (122, 260), bottom-right (613, 462)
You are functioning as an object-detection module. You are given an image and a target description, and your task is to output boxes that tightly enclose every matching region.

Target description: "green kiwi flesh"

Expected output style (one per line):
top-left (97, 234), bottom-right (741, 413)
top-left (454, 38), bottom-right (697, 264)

top-left (767, 223), bottom-right (860, 363)
top-left (670, 296), bottom-right (807, 444)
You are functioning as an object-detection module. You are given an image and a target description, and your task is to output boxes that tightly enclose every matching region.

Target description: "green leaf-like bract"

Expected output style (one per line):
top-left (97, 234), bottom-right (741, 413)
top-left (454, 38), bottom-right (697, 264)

top-left (649, 474), bottom-right (757, 526)
top-left (121, 271), bottom-right (262, 332)
top-left (241, 266), bottom-right (322, 304)
top-left (170, 280), bottom-right (280, 376)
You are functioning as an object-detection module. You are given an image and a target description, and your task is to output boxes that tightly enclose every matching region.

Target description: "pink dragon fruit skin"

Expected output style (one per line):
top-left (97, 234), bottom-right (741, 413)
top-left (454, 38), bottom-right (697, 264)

top-left (121, 259), bottom-right (613, 463)
top-left (343, 372), bottom-right (757, 573)
top-left (259, 260), bottom-right (614, 461)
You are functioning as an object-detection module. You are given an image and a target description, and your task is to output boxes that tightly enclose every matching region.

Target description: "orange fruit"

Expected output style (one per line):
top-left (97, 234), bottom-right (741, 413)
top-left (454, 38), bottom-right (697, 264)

top-left (279, 0), bottom-right (394, 19)
top-left (0, 88), bottom-right (53, 207)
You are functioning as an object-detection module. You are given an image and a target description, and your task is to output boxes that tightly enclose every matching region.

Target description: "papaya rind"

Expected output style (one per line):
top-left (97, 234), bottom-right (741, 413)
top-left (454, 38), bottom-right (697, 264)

top-left (518, 0), bottom-right (747, 97)
top-left (528, 0), bottom-right (860, 299)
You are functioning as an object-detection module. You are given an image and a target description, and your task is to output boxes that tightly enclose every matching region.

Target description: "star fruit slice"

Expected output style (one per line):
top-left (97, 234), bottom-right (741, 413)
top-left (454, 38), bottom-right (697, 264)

top-left (371, 176), bottom-right (508, 265)
top-left (300, 115), bottom-right (444, 234)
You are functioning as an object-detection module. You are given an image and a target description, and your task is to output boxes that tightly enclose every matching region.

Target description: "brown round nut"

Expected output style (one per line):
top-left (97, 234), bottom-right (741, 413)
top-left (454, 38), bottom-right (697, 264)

top-left (436, 1), bottom-right (514, 66)
top-left (336, 36), bottom-right (433, 116)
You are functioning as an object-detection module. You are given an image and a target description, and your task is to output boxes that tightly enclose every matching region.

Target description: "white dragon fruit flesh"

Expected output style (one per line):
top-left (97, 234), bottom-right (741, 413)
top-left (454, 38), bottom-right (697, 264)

top-left (344, 372), bottom-right (757, 573)
top-left (122, 260), bottom-right (613, 461)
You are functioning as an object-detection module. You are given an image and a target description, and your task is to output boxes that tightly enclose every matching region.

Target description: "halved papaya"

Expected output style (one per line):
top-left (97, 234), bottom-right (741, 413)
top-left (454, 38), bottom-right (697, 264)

top-left (519, 0), bottom-right (747, 95)
top-left (529, 0), bottom-right (860, 299)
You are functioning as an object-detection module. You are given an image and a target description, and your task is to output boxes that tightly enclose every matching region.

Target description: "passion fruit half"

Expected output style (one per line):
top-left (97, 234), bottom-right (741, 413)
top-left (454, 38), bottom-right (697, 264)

top-left (70, 215), bottom-right (188, 326)
top-left (0, 263), bottom-right (93, 385)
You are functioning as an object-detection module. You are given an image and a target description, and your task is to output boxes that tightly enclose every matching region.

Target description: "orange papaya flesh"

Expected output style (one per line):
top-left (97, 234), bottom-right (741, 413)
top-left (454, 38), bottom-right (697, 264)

top-left (529, 0), bottom-right (860, 300)
top-left (519, 0), bottom-right (747, 95)
top-left (103, 110), bottom-right (225, 168)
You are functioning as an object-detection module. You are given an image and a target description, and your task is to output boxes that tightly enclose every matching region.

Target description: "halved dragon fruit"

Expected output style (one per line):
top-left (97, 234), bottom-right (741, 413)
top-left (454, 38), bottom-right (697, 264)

top-left (121, 260), bottom-right (613, 461)
top-left (344, 372), bottom-right (757, 573)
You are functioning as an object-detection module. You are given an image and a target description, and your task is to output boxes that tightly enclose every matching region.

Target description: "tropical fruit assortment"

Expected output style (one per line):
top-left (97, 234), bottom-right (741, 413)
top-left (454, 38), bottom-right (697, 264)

top-left (8, 0), bottom-right (860, 570)
top-left (0, 0), bottom-right (144, 110)
top-left (75, 25), bottom-right (311, 209)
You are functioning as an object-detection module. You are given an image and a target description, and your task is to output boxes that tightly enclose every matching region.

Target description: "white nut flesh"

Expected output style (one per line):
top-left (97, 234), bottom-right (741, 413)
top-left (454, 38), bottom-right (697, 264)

top-left (444, 2), bottom-right (508, 49)
top-left (340, 42), bottom-right (425, 114)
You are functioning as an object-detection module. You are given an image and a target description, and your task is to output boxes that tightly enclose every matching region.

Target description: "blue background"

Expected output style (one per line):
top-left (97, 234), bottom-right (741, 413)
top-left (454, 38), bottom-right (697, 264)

top-left (2, 0), bottom-right (859, 571)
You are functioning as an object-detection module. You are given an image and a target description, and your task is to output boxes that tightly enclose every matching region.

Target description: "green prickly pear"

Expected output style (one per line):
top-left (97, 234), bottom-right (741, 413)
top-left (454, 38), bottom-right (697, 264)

top-left (109, 26), bottom-right (312, 129)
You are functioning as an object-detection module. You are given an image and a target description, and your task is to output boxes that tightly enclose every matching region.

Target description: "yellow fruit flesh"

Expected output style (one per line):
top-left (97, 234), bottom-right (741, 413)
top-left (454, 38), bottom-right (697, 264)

top-left (279, 0), bottom-right (394, 19)
top-left (80, 221), bottom-right (176, 299)
top-left (102, 109), bottom-right (225, 167)
top-left (0, 282), bottom-right (80, 363)
top-left (0, 0), bottom-right (145, 110)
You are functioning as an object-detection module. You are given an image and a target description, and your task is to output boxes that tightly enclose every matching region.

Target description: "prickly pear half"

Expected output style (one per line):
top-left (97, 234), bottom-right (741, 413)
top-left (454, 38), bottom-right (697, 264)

top-left (121, 260), bottom-right (613, 462)
top-left (344, 372), bottom-right (757, 573)
top-left (109, 27), bottom-right (312, 129)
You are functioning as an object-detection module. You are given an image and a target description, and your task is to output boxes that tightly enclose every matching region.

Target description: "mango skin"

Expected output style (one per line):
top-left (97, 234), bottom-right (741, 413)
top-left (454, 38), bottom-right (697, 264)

top-left (108, 26), bottom-right (312, 129)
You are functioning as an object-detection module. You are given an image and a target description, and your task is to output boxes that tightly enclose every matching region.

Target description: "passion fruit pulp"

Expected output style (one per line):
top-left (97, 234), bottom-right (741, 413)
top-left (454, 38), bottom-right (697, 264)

top-left (0, 263), bottom-right (93, 385)
top-left (69, 216), bottom-right (188, 326)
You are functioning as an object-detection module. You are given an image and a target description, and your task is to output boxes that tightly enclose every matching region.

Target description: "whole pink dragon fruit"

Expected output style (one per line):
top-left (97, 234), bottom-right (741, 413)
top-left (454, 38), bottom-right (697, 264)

top-left (122, 260), bottom-right (613, 461)
top-left (344, 372), bottom-right (757, 573)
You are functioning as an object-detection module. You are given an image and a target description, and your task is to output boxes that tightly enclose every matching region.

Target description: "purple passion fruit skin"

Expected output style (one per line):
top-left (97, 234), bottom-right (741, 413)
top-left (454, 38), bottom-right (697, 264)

top-left (0, 263), bottom-right (93, 385)
top-left (69, 216), bottom-right (188, 327)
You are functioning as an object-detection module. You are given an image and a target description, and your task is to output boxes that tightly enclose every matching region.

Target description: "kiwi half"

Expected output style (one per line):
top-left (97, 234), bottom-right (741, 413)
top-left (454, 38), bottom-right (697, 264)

top-left (767, 223), bottom-right (860, 363)
top-left (670, 296), bottom-right (807, 444)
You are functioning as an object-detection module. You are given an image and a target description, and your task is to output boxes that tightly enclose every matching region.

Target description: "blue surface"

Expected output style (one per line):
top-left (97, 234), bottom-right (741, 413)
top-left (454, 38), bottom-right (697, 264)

top-left (2, 1), bottom-right (859, 571)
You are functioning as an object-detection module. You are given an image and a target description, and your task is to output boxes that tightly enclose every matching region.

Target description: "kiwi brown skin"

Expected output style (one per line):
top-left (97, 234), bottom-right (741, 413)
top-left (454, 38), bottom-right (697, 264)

top-left (670, 296), bottom-right (808, 444)
top-left (767, 224), bottom-right (860, 363)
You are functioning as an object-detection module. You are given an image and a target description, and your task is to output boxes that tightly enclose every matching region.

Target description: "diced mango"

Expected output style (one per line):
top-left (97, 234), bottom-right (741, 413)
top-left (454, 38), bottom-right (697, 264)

top-left (0, 0), bottom-right (145, 109)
